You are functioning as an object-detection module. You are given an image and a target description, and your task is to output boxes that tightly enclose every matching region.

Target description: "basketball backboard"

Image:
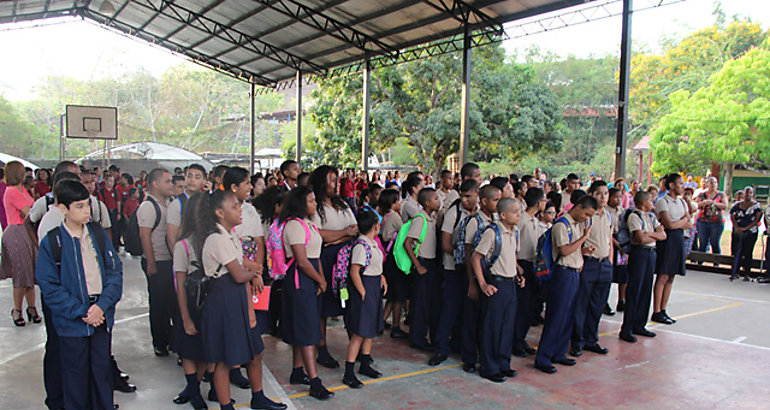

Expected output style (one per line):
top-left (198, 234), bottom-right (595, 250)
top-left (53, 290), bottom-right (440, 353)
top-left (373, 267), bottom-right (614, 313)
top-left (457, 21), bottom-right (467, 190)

top-left (65, 105), bottom-right (118, 140)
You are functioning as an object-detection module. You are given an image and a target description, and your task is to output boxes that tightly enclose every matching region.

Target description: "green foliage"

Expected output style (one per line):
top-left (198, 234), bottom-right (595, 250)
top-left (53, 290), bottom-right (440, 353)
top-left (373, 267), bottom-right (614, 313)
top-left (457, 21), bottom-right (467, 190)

top-left (0, 94), bottom-right (50, 158)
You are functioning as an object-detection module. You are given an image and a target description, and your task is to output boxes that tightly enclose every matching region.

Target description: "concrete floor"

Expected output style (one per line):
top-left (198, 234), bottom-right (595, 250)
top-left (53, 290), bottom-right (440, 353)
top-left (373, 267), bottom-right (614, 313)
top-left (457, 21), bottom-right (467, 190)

top-left (1, 254), bottom-right (769, 410)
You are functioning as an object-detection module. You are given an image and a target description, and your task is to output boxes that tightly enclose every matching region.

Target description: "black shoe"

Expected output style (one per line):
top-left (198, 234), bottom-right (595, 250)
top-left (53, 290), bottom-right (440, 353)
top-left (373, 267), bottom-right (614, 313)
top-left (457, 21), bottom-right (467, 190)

top-left (534, 363), bottom-right (557, 374)
top-left (583, 343), bottom-right (609, 354)
top-left (342, 376), bottom-right (363, 389)
top-left (114, 379), bottom-right (137, 393)
top-left (758, 275), bottom-right (770, 283)
top-left (661, 310), bottom-right (677, 323)
top-left (359, 366), bottom-right (382, 379)
top-left (651, 312), bottom-right (674, 325)
top-left (390, 327), bottom-right (408, 339)
top-left (568, 346), bottom-right (582, 357)
top-left (603, 303), bottom-right (615, 316)
top-left (553, 358), bottom-right (576, 366)
top-left (633, 328), bottom-right (657, 338)
top-left (230, 369), bottom-right (251, 389)
top-left (511, 347), bottom-right (527, 358)
top-left (616, 300), bottom-right (626, 312)
top-left (317, 356), bottom-right (340, 369)
top-left (173, 395), bottom-right (189, 404)
top-left (251, 398), bottom-right (288, 410)
top-left (523, 346), bottom-right (536, 355)
top-left (619, 332), bottom-right (637, 343)
top-left (26, 306), bottom-right (42, 323)
top-left (482, 373), bottom-right (506, 383)
top-left (190, 394), bottom-right (208, 410)
top-left (383, 321), bottom-right (392, 330)
top-left (289, 373), bottom-right (310, 385)
top-left (501, 368), bottom-right (517, 378)
top-left (428, 353), bottom-right (447, 366)
top-left (177, 356), bottom-right (183, 366)
top-left (154, 347), bottom-right (169, 357)
top-left (462, 363), bottom-right (476, 373)
top-left (409, 342), bottom-right (434, 352)
top-left (114, 405), bottom-right (119, 410)
top-left (309, 387), bottom-right (334, 400)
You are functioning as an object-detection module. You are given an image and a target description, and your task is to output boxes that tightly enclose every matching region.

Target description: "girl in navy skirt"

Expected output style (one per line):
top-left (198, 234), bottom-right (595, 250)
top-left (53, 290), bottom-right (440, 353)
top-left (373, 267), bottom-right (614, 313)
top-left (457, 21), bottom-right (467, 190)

top-left (310, 166), bottom-right (358, 368)
top-left (279, 186), bottom-right (335, 400)
top-left (172, 193), bottom-right (208, 409)
top-left (252, 185), bottom-right (287, 336)
top-left (196, 190), bottom-right (286, 410)
top-left (378, 189), bottom-right (409, 338)
top-left (343, 210), bottom-right (387, 388)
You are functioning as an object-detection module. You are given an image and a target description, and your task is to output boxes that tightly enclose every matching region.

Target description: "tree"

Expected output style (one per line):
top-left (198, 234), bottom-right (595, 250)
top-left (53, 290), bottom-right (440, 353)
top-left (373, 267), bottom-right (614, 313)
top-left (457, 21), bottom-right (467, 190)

top-left (0, 94), bottom-right (48, 158)
top-left (650, 38), bottom-right (770, 194)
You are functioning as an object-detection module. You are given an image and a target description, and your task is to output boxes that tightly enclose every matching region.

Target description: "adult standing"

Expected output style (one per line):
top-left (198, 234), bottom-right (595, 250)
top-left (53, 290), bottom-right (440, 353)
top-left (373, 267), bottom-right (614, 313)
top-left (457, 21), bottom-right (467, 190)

top-left (0, 163), bottom-right (7, 230)
top-left (652, 174), bottom-right (691, 325)
top-left (729, 186), bottom-right (763, 281)
top-left (2, 161), bottom-right (40, 327)
top-left (694, 177), bottom-right (728, 255)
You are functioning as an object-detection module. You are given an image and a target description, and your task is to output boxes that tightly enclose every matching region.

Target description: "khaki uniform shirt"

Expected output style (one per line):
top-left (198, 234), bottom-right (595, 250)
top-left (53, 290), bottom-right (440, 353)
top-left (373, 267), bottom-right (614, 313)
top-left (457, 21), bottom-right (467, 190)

top-left (202, 224), bottom-right (243, 278)
top-left (283, 218), bottom-right (322, 259)
top-left (585, 208), bottom-right (612, 259)
top-left (552, 212), bottom-right (585, 270)
top-left (628, 211), bottom-right (660, 248)
top-left (137, 194), bottom-right (171, 261)
top-left (407, 213), bottom-right (437, 259)
top-left (475, 223), bottom-right (519, 278)
top-left (351, 235), bottom-right (383, 276)
top-left (381, 211), bottom-right (403, 243)
top-left (440, 203), bottom-right (470, 269)
top-left (518, 210), bottom-right (545, 262)
top-left (63, 223), bottom-right (102, 295)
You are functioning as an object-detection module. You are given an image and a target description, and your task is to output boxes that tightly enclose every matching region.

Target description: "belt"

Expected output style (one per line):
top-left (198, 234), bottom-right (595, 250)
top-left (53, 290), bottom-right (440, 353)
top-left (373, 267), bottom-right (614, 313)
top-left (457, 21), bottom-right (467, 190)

top-left (585, 256), bottom-right (610, 263)
top-left (633, 246), bottom-right (656, 252)
top-left (489, 275), bottom-right (515, 282)
top-left (88, 295), bottom-right (100, 304)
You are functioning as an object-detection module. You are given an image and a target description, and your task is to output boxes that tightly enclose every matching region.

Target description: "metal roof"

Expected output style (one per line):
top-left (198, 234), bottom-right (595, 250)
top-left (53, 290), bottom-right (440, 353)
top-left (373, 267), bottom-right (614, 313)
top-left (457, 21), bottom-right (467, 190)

top-left (78, 141), bottom-right (212, 162)
top-left (0, 0), bottom-right (593, 87)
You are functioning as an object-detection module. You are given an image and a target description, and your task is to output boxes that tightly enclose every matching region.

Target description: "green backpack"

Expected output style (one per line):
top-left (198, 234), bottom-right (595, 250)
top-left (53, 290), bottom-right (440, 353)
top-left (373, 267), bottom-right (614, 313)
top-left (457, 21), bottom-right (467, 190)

top-left (393, 213), bottom-right (429, 274)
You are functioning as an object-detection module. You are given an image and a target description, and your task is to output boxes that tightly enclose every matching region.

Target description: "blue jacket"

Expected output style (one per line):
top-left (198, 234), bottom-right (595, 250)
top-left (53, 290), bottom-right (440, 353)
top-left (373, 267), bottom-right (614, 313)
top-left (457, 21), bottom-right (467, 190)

top-left (35, 223), bottom-right (123, 337)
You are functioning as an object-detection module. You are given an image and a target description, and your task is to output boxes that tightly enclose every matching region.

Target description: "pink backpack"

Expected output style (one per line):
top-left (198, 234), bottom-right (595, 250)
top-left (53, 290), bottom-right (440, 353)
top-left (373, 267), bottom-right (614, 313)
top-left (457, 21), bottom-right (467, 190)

top-left (266, 218), bottom-right (312, 289)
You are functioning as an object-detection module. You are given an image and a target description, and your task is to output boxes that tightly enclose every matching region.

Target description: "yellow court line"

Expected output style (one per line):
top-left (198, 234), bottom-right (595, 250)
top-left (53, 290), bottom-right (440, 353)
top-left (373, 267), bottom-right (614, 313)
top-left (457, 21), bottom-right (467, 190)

top-left (598, 301), bottom-right (743, 337)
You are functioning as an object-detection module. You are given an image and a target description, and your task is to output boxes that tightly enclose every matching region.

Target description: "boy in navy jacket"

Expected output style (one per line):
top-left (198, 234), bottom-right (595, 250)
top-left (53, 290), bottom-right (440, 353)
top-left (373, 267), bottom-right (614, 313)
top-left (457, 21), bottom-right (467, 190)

top-left (36, 180), bottom-right (123, 410)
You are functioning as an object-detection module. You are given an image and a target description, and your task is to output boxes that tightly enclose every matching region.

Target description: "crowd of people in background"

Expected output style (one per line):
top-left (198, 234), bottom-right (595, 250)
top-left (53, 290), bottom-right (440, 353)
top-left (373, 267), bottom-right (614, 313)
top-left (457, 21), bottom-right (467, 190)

top-left (1, 158), bottom-right (770, 409)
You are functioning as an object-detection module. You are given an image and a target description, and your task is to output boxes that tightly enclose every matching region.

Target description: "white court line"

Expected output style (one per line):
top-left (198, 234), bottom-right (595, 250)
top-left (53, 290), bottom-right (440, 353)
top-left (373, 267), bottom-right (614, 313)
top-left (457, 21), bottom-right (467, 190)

top-left (680, 291), bottom-right (770, 305)
top-left (262, 362), bottom-right (295, 410)
top-left (655, 328), bottom-right (770, 352)
top-left (0, 312), bottom-right (149, 367)
top-left (731, 336), bottom-right (748, 344)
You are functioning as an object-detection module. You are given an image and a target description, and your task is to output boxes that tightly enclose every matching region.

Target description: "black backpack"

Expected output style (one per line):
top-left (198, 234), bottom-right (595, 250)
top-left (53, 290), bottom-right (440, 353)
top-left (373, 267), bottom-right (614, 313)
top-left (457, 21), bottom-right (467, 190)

top-left (124, 196), bottom-right (160, 256)
top-left (178, 238), bottom-right (216, 311)
top-left (48, 222), bottom-right (107, 269)
top-left (616, 208), bottom-right (643, 254)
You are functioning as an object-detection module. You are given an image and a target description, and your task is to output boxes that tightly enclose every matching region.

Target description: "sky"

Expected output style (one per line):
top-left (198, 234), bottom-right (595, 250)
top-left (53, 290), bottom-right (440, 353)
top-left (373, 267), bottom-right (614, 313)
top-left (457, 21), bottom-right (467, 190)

top-left (0, 0), bottom-right (768, 101)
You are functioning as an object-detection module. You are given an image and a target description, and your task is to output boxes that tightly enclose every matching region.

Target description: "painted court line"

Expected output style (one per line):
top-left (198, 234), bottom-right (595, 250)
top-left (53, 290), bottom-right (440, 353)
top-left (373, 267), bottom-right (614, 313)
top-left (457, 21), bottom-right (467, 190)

top-left (680, 291), bottom-right (770, 305)
top-left (598, 301), bottom-right (743, 338)
top-left (654, 328), bottom-right (770, 352)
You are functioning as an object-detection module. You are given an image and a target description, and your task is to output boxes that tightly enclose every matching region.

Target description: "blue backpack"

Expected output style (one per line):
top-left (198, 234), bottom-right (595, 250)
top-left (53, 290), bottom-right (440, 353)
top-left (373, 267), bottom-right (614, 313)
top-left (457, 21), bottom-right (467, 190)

top-left (473, 222), bottom-right (503, 277)
top-left (534, 216), bottom-right (571, 282)
top-left (454, 213), bottom-right (484, 265)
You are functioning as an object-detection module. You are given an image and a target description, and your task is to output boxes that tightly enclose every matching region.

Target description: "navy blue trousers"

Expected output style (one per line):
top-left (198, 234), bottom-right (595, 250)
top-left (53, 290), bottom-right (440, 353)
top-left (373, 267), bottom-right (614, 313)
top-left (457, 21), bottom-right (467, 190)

top-left (479, 277), bottom-right (517, 377)
top-left (622, 247), bottom-right (656, 334)
top-left (141, 259), bottom-right (177, 350)
top-left (535, 265), bottom-right (579, 367)
top-left (434, 267), bottom-right (465, 356)
top-left (59, 325), bottom-right (113, 410)
top-left (513, 260), bottom-right (537, 349)
top-left (460, 273), bottom-right (482, 365)
top-left (42, 298), bottom-right (64, 410)
top-left (409, 258), bottom-right (441, 347)
top-left (571, 258), bottom-right (612, 348)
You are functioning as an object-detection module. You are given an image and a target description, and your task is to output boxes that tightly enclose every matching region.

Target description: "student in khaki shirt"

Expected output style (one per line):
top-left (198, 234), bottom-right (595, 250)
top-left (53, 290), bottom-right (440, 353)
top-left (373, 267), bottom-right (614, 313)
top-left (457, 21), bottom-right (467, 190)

top-left (571, 181), bottom-right (614, 357)
top-left (137, 168), bottom-right (176, 357)
top-left (430, 179), bottom-right (479, 366)
top-left (620, 191), bottom-right (666, 343)
top-left (403, 188), bottom-right (440, 351)
top-left (513, 187), bottom-right (547, 358)
top-left (607, 187), bottom-right (629, 312)
top-left (401, 174), bottom-right (425, 223)
top-left (342, 211), bottom-right (387, 389)
top-left (471, 198), bottom-right (524, 382)
top-left (166, 164), bottom-right (207, 253)
top-left (437, 170), bottom-right (460, 213)
top-left (376, 189), bottom-right (409, 338)
top-left (535, 195), bottom-right (597, 374)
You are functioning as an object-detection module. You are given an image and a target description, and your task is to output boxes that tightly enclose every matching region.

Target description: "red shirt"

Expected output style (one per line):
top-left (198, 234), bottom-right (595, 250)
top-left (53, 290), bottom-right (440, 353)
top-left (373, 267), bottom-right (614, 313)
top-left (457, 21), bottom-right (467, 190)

top-left (115, 184), bottom-right (130, 204)
top-left (34, 181), bottom-right (50, 196)
top-left (123, 198), bottom-right (139, 218)
top-left (340, 178), bottom-right (354, 198)
top-left (99, 188), bottom-right (118, 210)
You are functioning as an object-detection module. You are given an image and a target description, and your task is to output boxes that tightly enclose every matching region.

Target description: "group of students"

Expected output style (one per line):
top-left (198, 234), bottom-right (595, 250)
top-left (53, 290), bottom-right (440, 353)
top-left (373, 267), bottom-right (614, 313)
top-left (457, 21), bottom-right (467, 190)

top-left (26, 157), bottom-right (702, 410)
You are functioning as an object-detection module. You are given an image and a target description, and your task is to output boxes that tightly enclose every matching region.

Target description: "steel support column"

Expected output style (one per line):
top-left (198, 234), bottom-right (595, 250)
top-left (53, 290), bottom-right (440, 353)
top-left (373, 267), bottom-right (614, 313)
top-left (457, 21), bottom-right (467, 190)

top-left (614, 0), bottom-right (632, 179)
top-left (361, 58), bottom-right (371, 172)
top-left (296, 70), bottom-right (302, 163)
top-left (459, 25), bottom-right (471, 166)
top-left (250, 81), bottom-right (256, 175)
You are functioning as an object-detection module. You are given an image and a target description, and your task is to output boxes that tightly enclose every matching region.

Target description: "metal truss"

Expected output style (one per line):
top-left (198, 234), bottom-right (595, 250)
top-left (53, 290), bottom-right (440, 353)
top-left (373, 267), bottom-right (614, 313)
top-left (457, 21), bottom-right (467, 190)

top-left (421, 0), bottom-right (504, 35)
top-left (251, 0), bottom-right (400, 59)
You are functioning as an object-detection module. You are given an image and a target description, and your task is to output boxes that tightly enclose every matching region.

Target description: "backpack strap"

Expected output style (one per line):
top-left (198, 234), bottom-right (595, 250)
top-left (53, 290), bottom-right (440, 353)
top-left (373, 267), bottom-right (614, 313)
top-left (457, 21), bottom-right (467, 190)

top-left (181, 238), bottom-right (190, 259)
top-left (146, 196), bottom-right (162, 231)
top-left (289, 217), bottom-right (315, 290)
top-left (451, 200), bottom-right (463, 230)
top-left (484, 223), bottom-right (503, 268)
top-left (48, 226), bottom-right (63, 267)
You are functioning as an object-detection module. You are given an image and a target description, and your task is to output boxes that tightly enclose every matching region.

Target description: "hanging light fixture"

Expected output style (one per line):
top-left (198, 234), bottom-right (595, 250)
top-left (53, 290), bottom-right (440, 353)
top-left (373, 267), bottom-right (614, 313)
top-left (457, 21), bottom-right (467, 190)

top-left (99, 0), bottom-right (116, 14)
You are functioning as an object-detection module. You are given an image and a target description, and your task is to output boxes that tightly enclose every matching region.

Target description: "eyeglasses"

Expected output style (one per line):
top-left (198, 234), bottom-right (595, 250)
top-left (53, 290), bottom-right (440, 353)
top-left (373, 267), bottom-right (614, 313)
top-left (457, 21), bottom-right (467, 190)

top-left (544, 211), bottom-right (556, 215)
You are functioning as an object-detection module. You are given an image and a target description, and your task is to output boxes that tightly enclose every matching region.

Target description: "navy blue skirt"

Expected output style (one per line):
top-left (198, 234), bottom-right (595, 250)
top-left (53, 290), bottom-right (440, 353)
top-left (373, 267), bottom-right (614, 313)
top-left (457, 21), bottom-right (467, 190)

top-left (201, 273), bottom-right (265, 366)
top-left (172, 306), bottom-right (204, 362)
top-left (656, 229), bottom-right (686, 276)
top-left (320, 243), bottom-right (346, 318)
top-left (345, 275), bottom-right (384, 338)
top-left (281, 259), bottom-right (322, 347)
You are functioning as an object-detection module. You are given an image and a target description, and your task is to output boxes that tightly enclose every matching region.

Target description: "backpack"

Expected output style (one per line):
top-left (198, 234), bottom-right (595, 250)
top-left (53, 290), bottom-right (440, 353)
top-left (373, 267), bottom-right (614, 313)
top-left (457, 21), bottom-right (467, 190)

top-left (454, 213), bottom-right (483, 265)
top-left (534, 216), bottom-right (571, 282)
top-left (616, 208), bottom-right (642, 254)
top-left (266, 218), bottom-right (313, 289)
top-left (176, 193), bottom-right (189, 216)
top-left (124, 196), bottom-right (161, 256)
top-left (179, 239), bottom-right (215, 311)
top-left (393, 213), bottom-right (429, 274)
top-left (473, 222), bottom-right (504, 278)
top-left (331, 238), bottom-right (372, 304)
top-left (48, 222), bottom-right (108, 271)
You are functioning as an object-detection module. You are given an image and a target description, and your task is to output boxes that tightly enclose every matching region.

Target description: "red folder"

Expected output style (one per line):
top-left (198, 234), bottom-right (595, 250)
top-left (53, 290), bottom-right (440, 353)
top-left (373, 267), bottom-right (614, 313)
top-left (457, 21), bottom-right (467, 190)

top-left (252, 286), bottom-right (270, 311)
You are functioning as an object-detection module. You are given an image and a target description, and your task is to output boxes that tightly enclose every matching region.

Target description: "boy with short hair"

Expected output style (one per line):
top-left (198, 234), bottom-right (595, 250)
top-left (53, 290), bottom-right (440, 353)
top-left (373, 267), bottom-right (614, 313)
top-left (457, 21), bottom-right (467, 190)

top-left (535, 195), bottom-right (597, 374)
top-left (403, 188), bottom-right (441, 351)
top-left (36, 180), bottom-right (123, 410)
top-left (167, 163), bottom-right (207, 251)
top-left (472, 197), bottom-right (524, 382)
